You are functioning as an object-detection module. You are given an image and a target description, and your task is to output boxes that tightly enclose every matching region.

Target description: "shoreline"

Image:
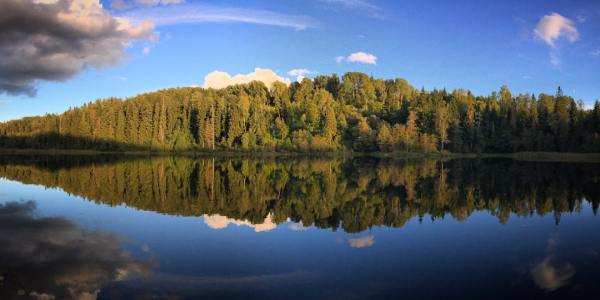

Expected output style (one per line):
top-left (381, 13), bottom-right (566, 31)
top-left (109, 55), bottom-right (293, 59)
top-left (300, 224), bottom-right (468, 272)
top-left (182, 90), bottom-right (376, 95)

top-left (2, 149), bottom-right (600, 161)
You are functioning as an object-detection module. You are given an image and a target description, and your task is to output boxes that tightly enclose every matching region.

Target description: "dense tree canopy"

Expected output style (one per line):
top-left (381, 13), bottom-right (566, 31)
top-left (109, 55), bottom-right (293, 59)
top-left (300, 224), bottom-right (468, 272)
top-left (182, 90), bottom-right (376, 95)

top-left (1, 72), bottom-right (599, 152)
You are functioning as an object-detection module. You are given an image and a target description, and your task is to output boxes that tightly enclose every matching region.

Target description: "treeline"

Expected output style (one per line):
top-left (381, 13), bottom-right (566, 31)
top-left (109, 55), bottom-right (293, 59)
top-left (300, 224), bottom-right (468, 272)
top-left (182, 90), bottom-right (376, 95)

top-left (1, 72), bottom-right (600, 152)
top-left (1, 156), bottom-right (599, 232)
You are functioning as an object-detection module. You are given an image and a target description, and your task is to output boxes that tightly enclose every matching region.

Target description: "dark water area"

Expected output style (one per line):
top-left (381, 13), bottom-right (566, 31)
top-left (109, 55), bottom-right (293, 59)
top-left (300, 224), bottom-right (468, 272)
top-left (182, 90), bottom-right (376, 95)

top-left (1, 155), bottom-right (600, 300)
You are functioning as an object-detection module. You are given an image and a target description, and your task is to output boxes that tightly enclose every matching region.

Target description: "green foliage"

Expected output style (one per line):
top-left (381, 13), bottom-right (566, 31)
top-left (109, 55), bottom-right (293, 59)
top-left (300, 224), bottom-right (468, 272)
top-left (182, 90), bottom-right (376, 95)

top-left (1, 73), bottom-right (600, 153)
top-left (376, 122), bottom-right (393, 151)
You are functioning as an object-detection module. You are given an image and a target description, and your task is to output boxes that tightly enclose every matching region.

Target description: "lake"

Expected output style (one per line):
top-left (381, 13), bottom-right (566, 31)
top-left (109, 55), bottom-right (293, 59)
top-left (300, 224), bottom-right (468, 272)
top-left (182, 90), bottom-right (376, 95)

top-left (1, 155), bottom-right (599, 300)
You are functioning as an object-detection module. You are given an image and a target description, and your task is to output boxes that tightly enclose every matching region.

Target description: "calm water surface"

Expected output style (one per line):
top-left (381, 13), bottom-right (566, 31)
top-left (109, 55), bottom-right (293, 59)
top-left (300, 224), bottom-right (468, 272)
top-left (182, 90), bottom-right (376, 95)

top-left (1, 155), bottom-right (600, 300)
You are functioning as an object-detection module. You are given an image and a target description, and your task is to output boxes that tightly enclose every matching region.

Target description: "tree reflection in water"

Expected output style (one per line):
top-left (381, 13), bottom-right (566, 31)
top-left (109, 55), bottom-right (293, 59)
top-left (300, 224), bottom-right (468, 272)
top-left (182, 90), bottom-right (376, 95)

top-left (0, 155), bottom-right (599, 233)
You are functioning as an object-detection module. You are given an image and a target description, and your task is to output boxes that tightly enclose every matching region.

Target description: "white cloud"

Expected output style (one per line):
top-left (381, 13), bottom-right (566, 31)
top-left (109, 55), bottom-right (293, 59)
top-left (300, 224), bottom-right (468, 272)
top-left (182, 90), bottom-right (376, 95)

top-left (348, 235), bottom-right (375, 248)
top-left (142, 46), bottom-right (151, 54)
top-left (533, 13), bottom-right (579, 67)
top-left (203, 213), bottom-right (277, 232)
top-left (127, 3), bottom-right (317, 31)
top-left (335, 52), bottom-right (377, 64)
top-left (591, 49), bottom-right (600, 58)
top-left (287, 69), bottom-right (318, 81)
top-left (348, 52), bottom-right (377, 64)
top-left (534, 13), bottom-right (579, 48)
top-left (287, 68), bottom-right (316, 77)
top-left (203, 68), bottom-right (291, 89)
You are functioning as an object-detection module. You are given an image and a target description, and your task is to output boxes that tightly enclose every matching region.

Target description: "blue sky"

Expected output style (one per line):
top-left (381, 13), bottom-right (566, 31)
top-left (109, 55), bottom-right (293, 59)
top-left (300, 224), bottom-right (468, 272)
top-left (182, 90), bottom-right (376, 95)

top-left (1, 0), bottom-right (599, 121)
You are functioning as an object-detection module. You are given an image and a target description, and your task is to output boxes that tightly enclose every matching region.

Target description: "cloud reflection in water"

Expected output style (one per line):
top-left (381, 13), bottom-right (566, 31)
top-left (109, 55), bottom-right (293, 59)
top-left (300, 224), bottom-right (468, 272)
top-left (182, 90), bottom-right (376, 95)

top-left (0, 201), bottom-right (150, 300)
top-left (530, 236), bottom-right (576, 292)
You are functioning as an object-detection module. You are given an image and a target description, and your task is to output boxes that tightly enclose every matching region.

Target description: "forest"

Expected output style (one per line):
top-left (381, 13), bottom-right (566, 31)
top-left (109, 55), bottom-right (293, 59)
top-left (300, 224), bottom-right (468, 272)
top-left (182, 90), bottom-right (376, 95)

top-left (1, 72), bottom-right (600, 153)
top-left (1, 156), bottom-right (598, 233)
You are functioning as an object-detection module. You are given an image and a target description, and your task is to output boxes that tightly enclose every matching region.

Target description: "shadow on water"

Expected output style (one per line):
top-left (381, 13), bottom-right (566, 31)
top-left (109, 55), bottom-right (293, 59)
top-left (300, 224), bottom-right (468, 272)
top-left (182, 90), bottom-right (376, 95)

top-left (0, 155), bottom-right (599, 233)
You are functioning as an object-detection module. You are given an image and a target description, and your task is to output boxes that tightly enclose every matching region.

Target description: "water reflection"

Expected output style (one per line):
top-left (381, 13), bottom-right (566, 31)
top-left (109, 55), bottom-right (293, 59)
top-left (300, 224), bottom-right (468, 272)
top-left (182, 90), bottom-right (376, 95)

top-left (0, 155), bottom-right (599, 233)
top-left (203, 213), bottom-right (277, 232)
top-left (2, 156), bottom-right (600, 299)
top-left (0, 201), bottom-right (150, 300)
top-left (99, 270), bottom-right (314, 300)
top-left (531, 257), bottom-right (576, 291)
top-left (348, 235), bottom-right (375, 248)
top-left (530, 236), bottom-right (576, 292)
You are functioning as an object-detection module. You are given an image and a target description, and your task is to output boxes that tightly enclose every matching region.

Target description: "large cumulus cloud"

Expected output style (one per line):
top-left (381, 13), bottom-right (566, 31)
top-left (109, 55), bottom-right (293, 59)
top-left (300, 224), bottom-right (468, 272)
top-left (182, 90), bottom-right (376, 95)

top-left (203, 68), bottom-right (291, 89)
top-left (0, 0), bottom-right (154, 96)
top-left (0, 201), bottom-right (150, 300)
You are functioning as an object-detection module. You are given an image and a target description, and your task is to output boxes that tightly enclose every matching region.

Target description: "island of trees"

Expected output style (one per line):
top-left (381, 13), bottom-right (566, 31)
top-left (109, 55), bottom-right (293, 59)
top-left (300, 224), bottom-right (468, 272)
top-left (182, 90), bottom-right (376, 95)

top-left (1, 72), bottom-right (600, 153)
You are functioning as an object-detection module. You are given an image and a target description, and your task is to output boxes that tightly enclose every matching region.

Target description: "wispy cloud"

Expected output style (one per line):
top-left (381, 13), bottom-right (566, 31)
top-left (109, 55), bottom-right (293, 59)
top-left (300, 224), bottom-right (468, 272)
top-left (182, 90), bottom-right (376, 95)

top-left (319, 0), bottom-right (383, 19)
top-left (591, 49), bottom-right (600, 58)
top-left (287, 69), bottom-right (318, 81)
top-left (550, 52), bottom-right (561, 67)
top-left (336, 51), bottom-right (378, 65)
top-left (320, 0), bottom-right (379, 11)
top-left (111, 76), bottom-right (128, 81)
top-left (126, 3), bottom-right (317, 31)
top-left (136, 0), bottom-right (184, 6)
top-left (111, 0), bottom-right (184, 10)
